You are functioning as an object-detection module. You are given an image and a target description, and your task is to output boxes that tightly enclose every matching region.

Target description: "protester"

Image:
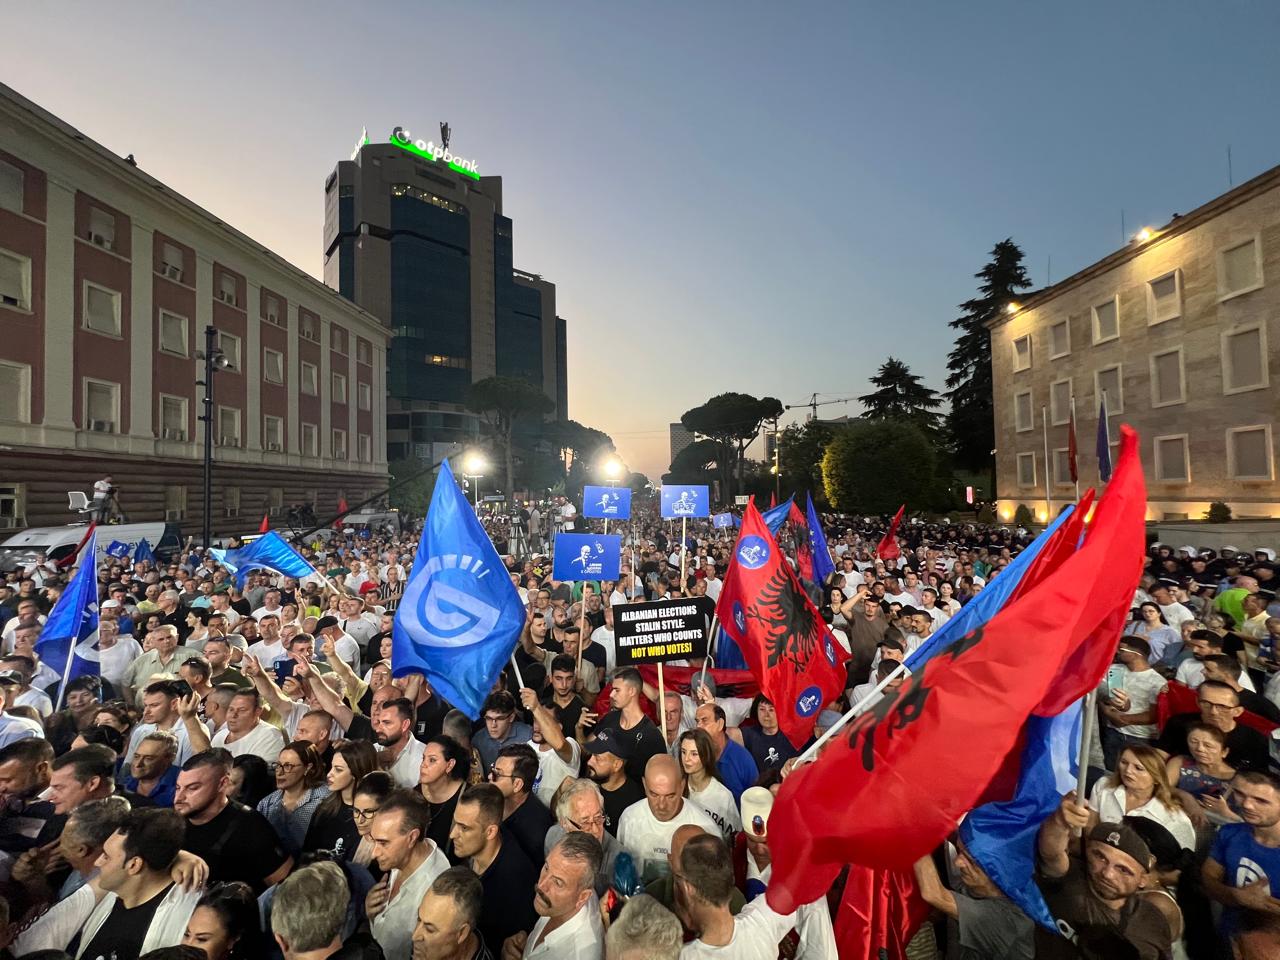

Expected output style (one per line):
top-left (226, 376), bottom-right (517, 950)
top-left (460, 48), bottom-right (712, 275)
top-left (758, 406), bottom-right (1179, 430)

top-left (583, 727), bottom-right (644, 837)
top-left (257, 738), bottom-right (331, 855)
top-left (367, 789), bottom-right (451, 960)
top-left (181, 881), bottom-right (269, 960)
top-left (678, 729), bottom-right (740, 844)
top-left (304, 738), bottom-right (379, 860)
top-left (491, 743), bottom-right (555, 867)
top-left (501, 831), bottom-right (604, 960)
top-left (616, 754), bottom-right (716, 883)
top-left (1202, 770), bottom-right (1280, 948)
top-left (412, 866), bottom-right (492, 960)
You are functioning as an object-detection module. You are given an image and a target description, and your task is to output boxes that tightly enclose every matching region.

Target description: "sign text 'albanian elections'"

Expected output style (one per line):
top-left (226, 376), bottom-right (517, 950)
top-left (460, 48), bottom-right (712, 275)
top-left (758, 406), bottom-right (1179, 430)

top-left (614, 597), bottom-right (712, 665)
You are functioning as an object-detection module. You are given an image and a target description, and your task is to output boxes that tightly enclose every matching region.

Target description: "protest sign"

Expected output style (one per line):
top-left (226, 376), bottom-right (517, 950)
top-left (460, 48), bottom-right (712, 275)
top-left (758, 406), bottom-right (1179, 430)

top-left (614, 597), bottom-right (714, 666)
top-left (552, 533), bottom-right (621, 581)
top-left (661, 485), bottom-right (709, 519)
top-left (582, 486), bottom-right (631, 520)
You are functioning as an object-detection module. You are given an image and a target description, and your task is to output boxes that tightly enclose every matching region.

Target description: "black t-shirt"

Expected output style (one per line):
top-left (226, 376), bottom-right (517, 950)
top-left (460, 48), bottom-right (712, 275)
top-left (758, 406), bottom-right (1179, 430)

top-left (183, 801), bottom-right (289, 893)
top-left (77, 881), bottom-right (172, 960)
top-left (596, 710), bottom-right (667, 782)
top-left (582, 642), bottom-right (606, 672)
top-left (742, 726), bottom-right (798, 772)
top-left (504, 795), bottom-right (554, 867)
top-left (600, 776), bottom-right (646, 837)
top-left (477, 834), bottom-right (540, 956)
top-left (1156, 712), bottom-right (1270, 771)
top-left (414, 695), bottom-right (450, 741)
top-left (540, 692), bottom-right (586, 741)
top-left (426, 785), bottom-right (463, 862)
top-left (346, 712), bottom-right (375, 742)
top-left (303, 803), bottom-right (362, 862)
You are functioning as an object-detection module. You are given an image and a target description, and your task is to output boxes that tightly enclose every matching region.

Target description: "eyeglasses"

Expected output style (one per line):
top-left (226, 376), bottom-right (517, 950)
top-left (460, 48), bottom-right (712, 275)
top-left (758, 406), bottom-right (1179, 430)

top-left (1197, 700), bottom-right (1236, 713)
top-left (568, 813), bottom-right (606, 830)
top-left (484, 713), bottom-right (513, 724)
top-left (352, 806), bottom-right (380, 821)
top-left (271, 762), bottom-right (301, 773)
top-left (488, 769), bottom-right (515, 781)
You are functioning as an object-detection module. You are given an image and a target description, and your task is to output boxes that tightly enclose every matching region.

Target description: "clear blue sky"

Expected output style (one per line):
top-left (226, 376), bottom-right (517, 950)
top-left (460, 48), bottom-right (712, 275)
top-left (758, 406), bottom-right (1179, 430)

top-left (10, 2), bottom-right (1280, 479)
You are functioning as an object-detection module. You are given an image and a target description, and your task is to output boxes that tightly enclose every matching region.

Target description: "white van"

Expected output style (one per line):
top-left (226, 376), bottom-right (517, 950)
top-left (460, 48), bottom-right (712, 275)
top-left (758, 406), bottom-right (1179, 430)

top-left (0, 523), bottom-right (184, 573)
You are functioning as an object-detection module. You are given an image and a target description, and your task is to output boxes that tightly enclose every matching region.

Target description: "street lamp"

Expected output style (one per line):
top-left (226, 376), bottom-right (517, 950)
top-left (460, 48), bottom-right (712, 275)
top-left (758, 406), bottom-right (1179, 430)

top-left (196, 325), bottom-right (229, 548)
top-left (462, 452), bottom-right (487, 510)
top-left (600, 456), bottom-right (624, 481)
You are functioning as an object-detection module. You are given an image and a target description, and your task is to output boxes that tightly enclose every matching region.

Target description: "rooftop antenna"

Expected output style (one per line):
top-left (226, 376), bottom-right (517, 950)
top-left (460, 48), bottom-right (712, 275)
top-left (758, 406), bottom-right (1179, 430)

top-left (1046, 253), bottom-right (1052, 286)
top-left (440, 122), bottom-right (451, 151)
top-left (1227, 144), bottom-right (1234, 188)
top-left (1120, 209), bottom-right (1126, 247)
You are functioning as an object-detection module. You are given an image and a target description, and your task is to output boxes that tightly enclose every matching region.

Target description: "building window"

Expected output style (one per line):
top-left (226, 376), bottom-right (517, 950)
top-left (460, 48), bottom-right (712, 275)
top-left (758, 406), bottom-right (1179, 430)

top-left (1150, 347), bottom-right (1186, 408)
top-left (159, 311), bottom-right (188, 356)
top-left (1153, 435), bottom-right (1190, 483)
top-left (263, 348), bottom-right (284, 384)
top-left (0, 249), bottom-right (31, 310)
top-left (357, 339), bottom-right (372, 365)
top-left (1016, 452), bottom-right (1036, 487)
top-left (1052, 448), bottom-right (1073, 487)
top-left (1222, 325), bottom-right (1268, 394)
top-left (358, 382), bottom-right (372, 411)
top-left (263, 415), bottom-right (284, 451)
top-left (300, 361), bottom-right (318, 395)
top-left (0, 361), bottom-right (31, 423)
top-left (332, 327), bottom-right (347, 354)
top-left (1049, 378), bottom-right (1071, 426)
top-left (332, 428), bottom-right (348, 459)
top-left (216, 330), bottom-right (241, 372)
top-left (358, 433), bottom-right (372, 461)
top-left (332, 372), bottom-right (347, 403)
top-left (300, 313), bottom-right (319, 342)
top-left (1227, 425), bottom-right (1274, 481)
top-left (301, 422), bottom-right (319, 457)
top-left (268, 487), bottom-right (284, 515)
top-left (1091, 296), bottom-right (1119, 344)
top-left (1147, 271), bottom-right (1181, 325)
top-left (0, 483), bottom-right (24, 529)
top-left (1094, 364), bottom-right (1123, 415)
top-left (0, 160), bottom-right (22, 214)
top-left (164, 485), bottom-right (187, 521)
top-left (217, 406), bottom-right (241, 447)
top-left (218, 272), bottom-right (238, 307)
top-left (1218, 236), bottom-right (1262, 300)
top-left (159, 394), bottom-right (187, 441)
top-left (264, 294), bottom-right (282, 326)
top-left (160, 241), bottom-right (184, 282)
top-left (224, 487), bottom-right (241, 518)
top-left (1012, 335), bottom-right (1032, 372)
top-left (426, 354), bottom-right (468, 369)
top-left (83, 281), bottom-right (121, 336)
top-left (390, 183), bottom-right (468, 215)
top-left (84, 378), bottom-right (120, 433)
top-left (1049, 320), bottom-right (1070, 359)
top-left (87, 206), bottom-right (116, 251)
top-left (1014, 390), bottom-right (1033, 433)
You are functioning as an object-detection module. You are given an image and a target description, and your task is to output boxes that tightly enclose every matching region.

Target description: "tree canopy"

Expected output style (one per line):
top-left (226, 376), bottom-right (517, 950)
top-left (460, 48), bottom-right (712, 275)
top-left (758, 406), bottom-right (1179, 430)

top-left (466, 376), bottom-right (555, 498)
top-left (678, 393), bottom-right (783, 500)
top-left (858, 357), bottom-right (942, 434)
top-left (822, 419), bottom-right (937, 514)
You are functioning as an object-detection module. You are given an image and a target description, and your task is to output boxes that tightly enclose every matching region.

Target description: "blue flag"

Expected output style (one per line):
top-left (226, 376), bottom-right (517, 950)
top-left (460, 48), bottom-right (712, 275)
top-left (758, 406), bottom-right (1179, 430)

top-left (211, 531), bottom-right (316, 588)
top-left (36, 531), bottom-right (100, 707)
top-left (552, 533), bottom-right (622, 581)
top-left (907, 505), bottom-right (1075, 670)
top-left (105, 540), bottom-right (130, 559)
top-left (805, 494), bottom-right (835, 585)
top-left (760, 496), bottom-right (793, 536)
top-left (582, 486), bottom-right (631, 520)
top-left (1096, 393), bottom-right (1112, 482)
top-left (134, 538), bottom-right (156, 564)
top-left (960, 701), bottom-right (1082, 931)
top-left (661, 485), bottom-right (709, 519)
top-left (392, 460), bottom-right (526, 720)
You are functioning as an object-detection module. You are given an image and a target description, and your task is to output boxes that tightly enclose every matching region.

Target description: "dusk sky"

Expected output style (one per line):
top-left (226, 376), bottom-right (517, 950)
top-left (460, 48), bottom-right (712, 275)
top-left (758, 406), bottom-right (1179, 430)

top-left (11, 2), bottom-right (1280, 481)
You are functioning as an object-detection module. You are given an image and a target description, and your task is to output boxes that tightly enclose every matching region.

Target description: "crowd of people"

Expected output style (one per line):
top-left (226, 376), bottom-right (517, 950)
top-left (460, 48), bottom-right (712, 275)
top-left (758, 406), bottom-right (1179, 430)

top-left (0, 496), bottom-right (1278, 960)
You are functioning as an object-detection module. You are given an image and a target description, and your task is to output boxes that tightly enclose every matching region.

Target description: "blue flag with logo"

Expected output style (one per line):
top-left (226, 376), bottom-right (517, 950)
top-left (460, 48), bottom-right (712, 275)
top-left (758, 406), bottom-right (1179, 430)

top-left (760, 496), bottom-right (793, 535)
top-left (134, 538), bottom-right (156, 564)
top-left (661, 485), bottom-right (709, 519)
top-left (105, 540), bottom-right (130, 559)
top-left (582, 486), bottom-right (631, 520)
top-left (36, 530), bottom-right (100, 707)
top-left (805, 494), bottom-right (835, 585)
top-left (553, 533), bottom-right (621, 581)
top-left (210, 531), bottom-right (316, 588)
top-left (960, 700), bottom-right (1082, 931)
top-left (392, 460), bottom-right (526, 720)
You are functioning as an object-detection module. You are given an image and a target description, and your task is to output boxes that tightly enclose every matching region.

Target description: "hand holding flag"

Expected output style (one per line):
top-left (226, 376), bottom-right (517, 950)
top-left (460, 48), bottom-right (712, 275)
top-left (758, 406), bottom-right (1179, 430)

top-left (876, 504), bottom-right (905, 561)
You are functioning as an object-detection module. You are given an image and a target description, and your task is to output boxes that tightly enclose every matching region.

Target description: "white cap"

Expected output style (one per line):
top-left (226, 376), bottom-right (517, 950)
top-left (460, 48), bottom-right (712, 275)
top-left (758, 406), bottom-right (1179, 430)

top-left (101, 599), bottom-right (121, 609)
top-left (740, 786), bottom-right (774, 839)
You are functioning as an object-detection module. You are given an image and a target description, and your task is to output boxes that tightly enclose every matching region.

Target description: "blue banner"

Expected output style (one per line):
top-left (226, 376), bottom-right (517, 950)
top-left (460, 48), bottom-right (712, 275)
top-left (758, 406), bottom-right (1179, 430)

top-left (105, 540), bottom-right (131, 559)
top-left (713, 512), bottom-right (738, 529)
top-left (582, 486), bottom-right (631, 520)
top-left (134, 538), bottom-right (156, 564)
top-left (760, 496), bottom-right (793, 535)
top-left (806, 494), bottom-right (835, 585)
top-left (553, 533), bottom-right (622, 581)
top-left (36, 531), bottom-right (100, 705)
top-left (392, 459), bottom-right (527, 720)
top-left (661, 485), bottom-right (709, 519)
top-left (210, 531), bottom-right (316, 588)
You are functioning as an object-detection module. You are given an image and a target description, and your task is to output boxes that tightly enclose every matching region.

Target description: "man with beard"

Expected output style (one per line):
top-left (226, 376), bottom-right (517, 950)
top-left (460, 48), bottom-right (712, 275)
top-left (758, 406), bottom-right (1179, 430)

top-left (1202, 770), bottom-right (1280, 946)
top-left (519, 688), bottom-right (581, 809)
top-left (583, 727), bottom-right (644, 837)
top-left (375, 697), bottom-right (428, 789)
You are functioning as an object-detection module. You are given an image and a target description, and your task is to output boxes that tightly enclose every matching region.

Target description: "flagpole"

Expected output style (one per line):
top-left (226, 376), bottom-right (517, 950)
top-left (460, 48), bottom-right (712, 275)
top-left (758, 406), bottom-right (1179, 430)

top-left (794, 660), bottom-right (910, 766)
top-left (679, 517), bottom-right (688, 594)
top-left (1074, 689), bottom-right (1097, 834)
top-left (1070, 393), bottom-right (1080, 503)
top-left (510, 653), bottom-right (526, 691)
top-left (657, 661), bottom-right (669, 745)
top-left (1041, 405), bottom-right (1054, 522)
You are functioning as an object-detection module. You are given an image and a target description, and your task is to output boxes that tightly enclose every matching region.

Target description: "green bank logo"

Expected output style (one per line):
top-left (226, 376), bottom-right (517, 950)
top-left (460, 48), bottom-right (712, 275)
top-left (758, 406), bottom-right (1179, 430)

top-left (389, 127), bottom-right (480, 180)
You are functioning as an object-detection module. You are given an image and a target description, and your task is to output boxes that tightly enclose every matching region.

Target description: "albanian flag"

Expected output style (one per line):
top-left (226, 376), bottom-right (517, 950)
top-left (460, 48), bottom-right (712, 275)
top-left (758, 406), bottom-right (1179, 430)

top-left (876, 504), bottom-right (905, 561)
top-left (765, 428), bottom-right (1147, 913)
top-left (716, 500), bottom-right (849, 748)
top-left (787, 500), bottom-right (814, 582)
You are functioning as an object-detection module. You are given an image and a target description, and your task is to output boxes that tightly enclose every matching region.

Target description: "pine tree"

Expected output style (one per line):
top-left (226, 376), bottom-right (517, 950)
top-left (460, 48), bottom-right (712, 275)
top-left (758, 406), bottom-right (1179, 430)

top-left (859, 357), bottom-right (943, 434)
top-left (945, 239), bottom-right (1032, 474)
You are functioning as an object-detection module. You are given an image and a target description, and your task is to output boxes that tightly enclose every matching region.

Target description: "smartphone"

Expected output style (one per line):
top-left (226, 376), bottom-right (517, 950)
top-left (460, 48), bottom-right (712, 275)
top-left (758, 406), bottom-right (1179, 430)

top-left (1101, 663), bottom-right (1126, 699)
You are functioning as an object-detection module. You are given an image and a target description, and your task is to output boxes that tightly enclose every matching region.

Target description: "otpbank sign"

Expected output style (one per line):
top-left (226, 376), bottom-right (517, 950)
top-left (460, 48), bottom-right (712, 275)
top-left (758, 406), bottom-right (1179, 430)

top-left (389, 127), bottom-right (480, 180)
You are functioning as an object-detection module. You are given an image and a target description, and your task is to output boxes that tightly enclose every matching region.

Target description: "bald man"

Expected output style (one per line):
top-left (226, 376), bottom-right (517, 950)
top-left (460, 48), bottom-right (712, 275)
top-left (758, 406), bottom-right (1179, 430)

top-left (644, 823), bottom-right (747, 921)
top-left (616, 754), bottom-right (716, 884)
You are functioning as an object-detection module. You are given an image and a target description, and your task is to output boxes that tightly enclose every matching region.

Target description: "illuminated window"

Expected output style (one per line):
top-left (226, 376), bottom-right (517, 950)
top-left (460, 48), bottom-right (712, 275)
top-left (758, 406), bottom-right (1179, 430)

top-left (390, 183), bottom-right (467, 215)
top-left (426, 354), bottom-right (468, 369)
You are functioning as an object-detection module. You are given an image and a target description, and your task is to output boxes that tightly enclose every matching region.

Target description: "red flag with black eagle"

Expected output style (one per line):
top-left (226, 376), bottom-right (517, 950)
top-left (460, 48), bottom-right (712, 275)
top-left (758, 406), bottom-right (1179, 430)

top-left (715, 500), bottom-right (849, 748)
top-left (765, 427), bottom-right (1148, 914)
top-left (787, 500), bottom-right (814, 582)
top-left (876, 503), bottom-right (905, 561)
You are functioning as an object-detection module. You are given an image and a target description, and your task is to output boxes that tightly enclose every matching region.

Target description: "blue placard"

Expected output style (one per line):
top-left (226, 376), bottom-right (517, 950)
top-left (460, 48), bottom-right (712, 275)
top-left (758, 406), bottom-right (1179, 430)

top-left (582, 486), bottom-right (632, 520)
top-left (661, 485), bottom-right (709, 519)
top-left (553, 533), bottom-right (622, 581)
top-left (713, 512), bottom-right (737, 529)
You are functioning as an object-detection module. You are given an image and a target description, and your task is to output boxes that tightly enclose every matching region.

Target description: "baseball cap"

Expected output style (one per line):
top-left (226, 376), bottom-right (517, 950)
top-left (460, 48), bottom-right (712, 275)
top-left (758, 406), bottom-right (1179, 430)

top-left (1087, 822), bottom-right (1153, 869)
top-left (100, 599), bottom-right (122, 609)
top-left (583, 727), bottom-right (633, 760)
top-left (0, 670), bottom-right (23, 685)
top-left (740, 786), bottom-right (774, 839)
top-left (359, 581), bottom-right (380, 595)
top-left (315, 616), bottom-right (339, 631)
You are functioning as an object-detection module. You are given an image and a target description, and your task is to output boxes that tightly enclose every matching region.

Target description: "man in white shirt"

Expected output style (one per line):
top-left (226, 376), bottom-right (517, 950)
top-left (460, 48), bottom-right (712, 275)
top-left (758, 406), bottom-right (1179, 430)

top-left (521, 689), bottom-right (583, 808)
top-left (1099, 637), bottom-right (1168, 770)
top-left (616, 754), bottom-right (716, 883)
top-left (251, 588), bottom-right (285, 621)
top-left (246, 614), bottom-right (286, 666)
top-left (367, 792), bottom-right (450, 960)
top-left (123, 680), bottom-right (196, 765)
top-left (504, 832), bottom-right (605, 960)
top-left (1150, 581), bottom-right (1194, 630)
top-left (209, 688), bottom-right (285, 763)
top-left (316, 615), bottom-right (362, 672)
top-left (337, 596), bottom-right (380, 648)
top-left (373, 697), bottom-right (427, 788)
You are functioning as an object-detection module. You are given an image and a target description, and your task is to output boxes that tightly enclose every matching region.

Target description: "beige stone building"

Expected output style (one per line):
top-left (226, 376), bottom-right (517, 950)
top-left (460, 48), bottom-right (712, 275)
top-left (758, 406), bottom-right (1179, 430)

top-left (990, 165), bottom-right (1280, 522)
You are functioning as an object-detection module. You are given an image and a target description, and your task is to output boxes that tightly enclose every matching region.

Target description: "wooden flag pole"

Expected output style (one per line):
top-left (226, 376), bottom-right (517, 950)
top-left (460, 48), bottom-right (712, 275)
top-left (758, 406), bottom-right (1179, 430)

top-left (657, 661), bottom-right (669, 745)
top-left (1073, 689), bottom-right (1097, 835)
top-left (577, 588), bottom-right (587, 680)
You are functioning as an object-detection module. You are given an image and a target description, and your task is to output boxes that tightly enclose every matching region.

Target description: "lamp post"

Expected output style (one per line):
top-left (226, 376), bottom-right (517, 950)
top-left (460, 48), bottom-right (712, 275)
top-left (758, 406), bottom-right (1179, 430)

top-left (462, 452), bottom-right (487, 511)
top-left (196, 325), bottom-right (228, 548)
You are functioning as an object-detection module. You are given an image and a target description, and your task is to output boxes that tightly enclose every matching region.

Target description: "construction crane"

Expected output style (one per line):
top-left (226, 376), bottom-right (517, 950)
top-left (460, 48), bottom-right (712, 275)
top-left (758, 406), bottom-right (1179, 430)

top-left (785, 393), bottom-right (859, 422)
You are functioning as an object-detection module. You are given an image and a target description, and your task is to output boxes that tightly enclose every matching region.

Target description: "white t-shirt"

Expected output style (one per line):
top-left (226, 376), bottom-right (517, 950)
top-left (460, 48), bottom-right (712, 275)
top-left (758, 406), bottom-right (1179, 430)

top-left (380, 735), bottom-right (427, 789)
top-left (678, 695), bottom-right (752, 735)
top-left (1159, 602), bottom-right (1194, 630)
top-left (687, 779), bottom-right (741, 845)
top-left (531, 737), bottom-right (581, 810)
top-left (1101, 666), bottom-right (1167, 739)
top-left (703, 577), bottom-right (722, 602)
top-left (246, 639), bottom-right (285, 666)
top-left (616, 798), bottom-right (716, 883)
top-left (590, 626), bottom-right (617, 676)
top-left (371, 844), bottom-right (450, 960)
top-left (211, 720), bottom-right (285, 763)
top-left (251, 605), bottom-right (286, 622)
top-left (99, 637), bottom-right (144, 689)
top-left (125, 720), bottom-right (196, 765)
top-left (680, 896), bottom-right (801, 960)
top-left (14, 688), bottom-right (52, 718)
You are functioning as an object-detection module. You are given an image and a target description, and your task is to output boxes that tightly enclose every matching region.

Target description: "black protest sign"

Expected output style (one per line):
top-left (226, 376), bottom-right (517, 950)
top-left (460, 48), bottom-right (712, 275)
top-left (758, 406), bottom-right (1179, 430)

top-left (614, 597), bottom-right (713, 665)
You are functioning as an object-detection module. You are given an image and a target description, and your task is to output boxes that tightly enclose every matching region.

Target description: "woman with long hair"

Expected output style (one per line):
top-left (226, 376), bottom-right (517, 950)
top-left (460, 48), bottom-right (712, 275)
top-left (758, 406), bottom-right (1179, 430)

top-left (350, 770), bottom-right (395, 874)
top-left (678, 729), bottom-right (740, 843)
top-left (256, 740), bottom-right (330, 855)
top-left (181, 881), bottom-right (269, 960)
top-left (1131, 601), bottom-right (1180, 662)
top-left (418, 735), bottom-right (470, 856)
top-left (1088, 744), bottom-right (1195, 850)
top-left (228, 754), bottom-right (274, 808)
top-left (304, 739), bottom-right (379, 860)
